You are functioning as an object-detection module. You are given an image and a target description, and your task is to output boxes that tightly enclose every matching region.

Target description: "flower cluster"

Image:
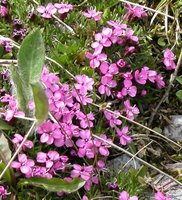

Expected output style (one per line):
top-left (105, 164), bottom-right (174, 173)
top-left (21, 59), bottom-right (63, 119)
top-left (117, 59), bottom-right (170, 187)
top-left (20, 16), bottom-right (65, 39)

top-left (11, 151), bottom-right (68, 179)
top-left (86, 20), bottom-right (165, 123)
top-left (37, 2), bottom-right (73, 19)
top-left (163, 49), bottom-right (176, 70)
top-left (123, 4), bottom-right (147, 21)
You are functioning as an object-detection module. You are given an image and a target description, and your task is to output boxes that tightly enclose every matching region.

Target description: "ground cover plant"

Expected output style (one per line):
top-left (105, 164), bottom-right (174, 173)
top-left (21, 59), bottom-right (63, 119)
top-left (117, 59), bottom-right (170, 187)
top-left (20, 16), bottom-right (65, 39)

top-left (0, 0), bottom-right (182, 199)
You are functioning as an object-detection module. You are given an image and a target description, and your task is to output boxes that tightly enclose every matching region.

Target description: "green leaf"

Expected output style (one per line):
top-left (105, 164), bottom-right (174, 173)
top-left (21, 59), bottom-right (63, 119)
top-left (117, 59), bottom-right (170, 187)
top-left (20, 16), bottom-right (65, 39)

top-left (176, 90), bottom-right (182, 101)
top-left (31, 82), bottom-right (49, 123)
top-left (176, 76), bottom-right (182, 85)
top-left (18, 177), bottom-right (85, 193)
top-left (0, 119), bottom-right (12, 130)
top-left (18, 28), bottom-right (45, 84)
top-left (157, 38), bottom-right (166, 46)
top-left (0, 162), bottom-right (12, 184)
top-left (10, 65), bottom-right (30, 113)
top-left (0, 132), bottom-right (12, 162)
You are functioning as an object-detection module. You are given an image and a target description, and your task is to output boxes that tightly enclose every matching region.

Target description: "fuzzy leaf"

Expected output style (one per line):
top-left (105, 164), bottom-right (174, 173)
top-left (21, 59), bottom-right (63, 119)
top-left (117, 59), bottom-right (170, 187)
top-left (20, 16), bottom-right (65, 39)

top-left (0, 119), bottom-right (12, 130)
top-left (18, 177), bottom-right (85, 193)
top-left (31, 82), bottom-right (48, 123)
top-left (18, 28), bottom-right (45, 84)
top-left (0, 132), bottom-right (12, 162)
top-left (10, 65), bottom-right (29, 113)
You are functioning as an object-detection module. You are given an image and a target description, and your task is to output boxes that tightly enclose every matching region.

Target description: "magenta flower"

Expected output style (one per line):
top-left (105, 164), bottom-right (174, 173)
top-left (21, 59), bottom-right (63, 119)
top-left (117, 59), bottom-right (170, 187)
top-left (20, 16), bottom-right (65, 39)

top-left (94, 134), bottom-right (112, 156)
top-left (0, 5), bottom-right (8, 17)
top-left (134, 68), bottom-right (148, 85)
top-left (76, 130), bottom-right (95, 158)
top-left (155, 74), bottom-right (165, 89)
top-left (119, 191), bottom-right (138, 200)
top-left (104, 110), bottom-right (122, 128)
top-left (72, 90), bottom-right (93, 105)
top-left (124, 100), bottom-right (139, 120)
top-left (98, 74), bottom-right (117, 96)
top-left (32, 166), bottom-right (52, 179)
top-left (12, 133), bottom-right (33, 150)
top-left (124, 4), bottom-right (147, 21)
top-left (54, 3), bottom-right (73, 14)
top-left (76, 130), bottom-right (92, 148)
top-left (163, 49), bottom-right (176, 70)
top-left (100, 62), bottom-right (119, 75)
top-left (77, 141), bottom-right (95, 158)
top-left (0, 94), bottom-right (25, 121)
top-left (91, 29), bottom-right (112, 55)
top-left (36, 121), bottom-right (64, 147)
top-left (155, 191), bottom-right (171, 200)
top-left (37, 3), bottom-right (57, 19)
top-left (117, 59), bottom-right (126, 68)
top-left (86, 52), bottom-right (107, 68)
top-left (83, 9), bottom-right (102, 21)
top-left (11, 154), bottom-right (35, 176)
top-left (71, 164), bottom-right (93, 181)
top-left (74, 75), bottom-right (94, 95)
top-left (116, 126), bottom-right (132, 145)
top-left (76, 111), bottom-right (94, 128)
top-left (121, 80), bottom-right (137, 97)
top-left (0, 185), bottom-right (9, 199)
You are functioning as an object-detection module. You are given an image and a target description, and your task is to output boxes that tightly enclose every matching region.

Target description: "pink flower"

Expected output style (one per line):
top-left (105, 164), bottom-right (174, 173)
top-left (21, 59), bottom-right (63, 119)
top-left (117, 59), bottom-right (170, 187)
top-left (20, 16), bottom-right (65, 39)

top-left (76, 111), bottom-right (94, 129)
top-left (0, 5), bottom-right (8, 17)
top-left (155, 74), bottom-right (165, 89)
top-left (74, 75), bottom-right (94, 95)
top-left (0, 185), bottom-right (9, 199)
top-left (0, 94), bottom-right (25, 121)
top-left (154, 191), bottom-right (171, 200)
top-left (124, 4), bottom-right (147, 21)
top-left (86, 52), bottom-right (107, 68)
top-left (32, 166), bottom-right (52, 179)
top-left (121, 80), bottom-right (137, 97)
top-left (163, 49), bottom-right (176, 70)
top-left (71, 164), bottom-right (93, 181)
top-left (54, 3), bottom-right (73, 14)
top-left (83, 9), bottom-right (102, 21)
top-left (36, 121), bottom-right (64, 147)
top-left (116, 126), bottom-right (132, 145)
top-left (76, 130), bottom-right (92, 148)
top-left (98, 74), bottom-right (117, 96)
top-left (124, 100), bottom-right (139, 120)
top-left (37, 3), bottom-right (57, 19)
top-left (117, 59), bottom-right (126, 68)
top-left (94, 134), bottom-right (112, 156)
top-left (12, 134), bottom-right (34, 150)
top-left (11, 154), bottom-right (35, 176)
top-left (119, 191), bottom-right (138, 200)
top-left (104, 110), bottom-right (122, 128)
top-left (134, 68), bottom-right (148, 85)
top-left (100, 62), bottom-right (119, 75)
